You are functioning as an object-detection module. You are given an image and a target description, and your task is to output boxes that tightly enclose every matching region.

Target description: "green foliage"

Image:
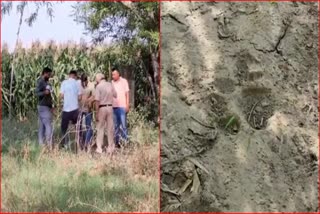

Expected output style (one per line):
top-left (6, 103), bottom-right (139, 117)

top-left (219, 114), bottom-right (240, 134)
top-left (2, 110), bottom-right (158, 212)
top-left (225, 115), bottom-right (235, 129)
top-left (127, 107), bottom-right (158, 145)
top-left (2, 154), bottom-right (158, 212)
top-left (73, 1), bottom-right (159, 49)
top-left (1, 2), bottom-right (159, 121)
top-left (1, 2), bottom-right (55, 26)
top-left (1, 41), bottom-right (155, 119)
top-left (72, 1), bottom-right (160, 114)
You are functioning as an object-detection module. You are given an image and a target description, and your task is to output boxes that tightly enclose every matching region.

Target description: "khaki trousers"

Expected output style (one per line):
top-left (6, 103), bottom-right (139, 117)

top-left (96, 106), bottom-right (114, 152)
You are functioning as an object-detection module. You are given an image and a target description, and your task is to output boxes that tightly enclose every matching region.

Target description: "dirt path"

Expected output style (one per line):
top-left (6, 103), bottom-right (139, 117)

top-left (160, 2), bottom-right (318, 212)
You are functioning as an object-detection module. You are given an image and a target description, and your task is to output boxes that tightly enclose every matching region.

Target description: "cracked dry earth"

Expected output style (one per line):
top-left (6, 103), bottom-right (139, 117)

top-left (160, 2), bottom-right (318, 212)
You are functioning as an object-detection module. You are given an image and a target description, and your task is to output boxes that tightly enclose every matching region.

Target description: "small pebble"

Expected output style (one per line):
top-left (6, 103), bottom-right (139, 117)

top-left (232, 126), bottom-right (238, 133)
top-left (224, 178), bottom-right (231, 185)
top-left (261, 101), bottom-right (270, 107)
top-left (255, 106), bottom-right (263, 112)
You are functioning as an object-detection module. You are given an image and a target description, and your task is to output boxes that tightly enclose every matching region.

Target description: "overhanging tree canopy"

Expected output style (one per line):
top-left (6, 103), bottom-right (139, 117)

top-left (72, 1), bottom-right (160, 100)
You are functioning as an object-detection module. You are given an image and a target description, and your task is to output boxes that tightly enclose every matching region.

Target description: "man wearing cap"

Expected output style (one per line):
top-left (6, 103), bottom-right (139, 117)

top-left (111, 67), bottom-right (130, 147)
top-left (95, 73), bottom-right (117, 154)
top-left (60, 70), bottom-right (82, 148)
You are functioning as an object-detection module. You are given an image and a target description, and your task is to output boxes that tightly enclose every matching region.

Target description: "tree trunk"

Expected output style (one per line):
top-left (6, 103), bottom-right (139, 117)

top-left (108, 60), bottom-right (111, 81)
top-left (9, 4), bottom-right (26, 118)
top-left (148, 75), bottom-right (156, 100)
top-left (130, 80), bottom-right (135, 108)
top-left (141, 60), bottom-right (156, 101)
top-left (151, 50), bottom-right (159, 99)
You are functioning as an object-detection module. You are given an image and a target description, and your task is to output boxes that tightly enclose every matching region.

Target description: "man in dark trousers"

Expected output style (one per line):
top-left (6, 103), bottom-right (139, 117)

top-left (35, 67), bottom-right (54, 147)
top-left (60, 70), bottom-right (82, 148)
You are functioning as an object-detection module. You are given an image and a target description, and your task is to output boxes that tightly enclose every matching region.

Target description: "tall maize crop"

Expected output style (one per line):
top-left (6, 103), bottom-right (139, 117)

top-left (1, 41), bottom-right (153, 119)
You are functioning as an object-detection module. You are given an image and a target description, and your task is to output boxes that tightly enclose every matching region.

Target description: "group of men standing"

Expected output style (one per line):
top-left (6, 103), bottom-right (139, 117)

top-left (35, 67), bottom-right (130, 154)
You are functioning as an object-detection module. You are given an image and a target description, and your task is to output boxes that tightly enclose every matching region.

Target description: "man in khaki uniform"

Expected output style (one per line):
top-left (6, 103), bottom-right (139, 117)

top-left (95, 73), bottom-right (117, 154)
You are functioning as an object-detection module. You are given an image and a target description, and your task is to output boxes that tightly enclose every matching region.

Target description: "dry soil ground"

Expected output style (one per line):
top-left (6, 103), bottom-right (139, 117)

top-left (160, 2), bottom-right (318, 212)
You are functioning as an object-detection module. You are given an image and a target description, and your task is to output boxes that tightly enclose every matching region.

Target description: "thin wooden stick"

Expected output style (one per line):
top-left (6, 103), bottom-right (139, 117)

top-left (191, 116), bottom-right (216, 129)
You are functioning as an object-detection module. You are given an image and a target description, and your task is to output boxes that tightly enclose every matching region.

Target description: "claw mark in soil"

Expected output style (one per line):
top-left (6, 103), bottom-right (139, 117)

top-left (168, 14), bottom-right (187, 25)
top-left (275, 20), bottom-right (290, 55)
top-left (251, 19), bottom-right (290, 55)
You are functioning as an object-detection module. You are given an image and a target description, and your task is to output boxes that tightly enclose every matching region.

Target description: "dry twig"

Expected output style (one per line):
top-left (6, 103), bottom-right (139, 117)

top-left (191, 116), bottom-right (216, 129)
top-left (248, 98), bottom-right (264, 124)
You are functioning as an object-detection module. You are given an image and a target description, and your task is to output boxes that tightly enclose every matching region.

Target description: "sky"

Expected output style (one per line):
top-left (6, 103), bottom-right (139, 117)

top-left (1, 2), bottom-right (102, 51)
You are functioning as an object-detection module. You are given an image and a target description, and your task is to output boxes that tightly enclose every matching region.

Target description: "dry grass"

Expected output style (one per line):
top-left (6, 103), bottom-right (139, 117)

top-left (2, 111), bottom-right (159, 212)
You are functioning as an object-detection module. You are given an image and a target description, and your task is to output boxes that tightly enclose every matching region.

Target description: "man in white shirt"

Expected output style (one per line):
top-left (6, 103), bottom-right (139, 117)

top-left (60, 70), bottom-right (82, 147)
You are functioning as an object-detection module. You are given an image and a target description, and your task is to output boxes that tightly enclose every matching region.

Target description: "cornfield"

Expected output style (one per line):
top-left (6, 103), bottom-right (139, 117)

top-left (1, 41), bottom-right (155, 120)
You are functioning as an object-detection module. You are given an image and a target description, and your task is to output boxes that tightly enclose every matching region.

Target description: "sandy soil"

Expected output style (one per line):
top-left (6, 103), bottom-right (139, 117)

top-left (160, 2), bottom-right (318, 212)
